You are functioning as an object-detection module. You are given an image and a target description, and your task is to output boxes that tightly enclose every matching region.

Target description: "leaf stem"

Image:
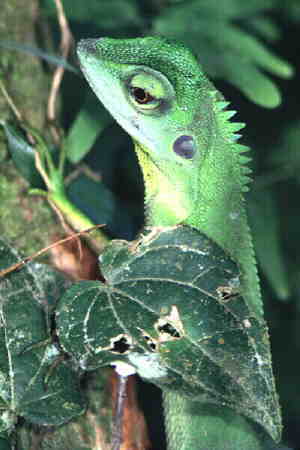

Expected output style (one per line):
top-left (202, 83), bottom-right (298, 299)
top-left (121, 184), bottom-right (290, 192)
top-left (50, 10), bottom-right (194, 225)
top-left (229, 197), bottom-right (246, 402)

top-left (111, 374), bottom-right (128, 450)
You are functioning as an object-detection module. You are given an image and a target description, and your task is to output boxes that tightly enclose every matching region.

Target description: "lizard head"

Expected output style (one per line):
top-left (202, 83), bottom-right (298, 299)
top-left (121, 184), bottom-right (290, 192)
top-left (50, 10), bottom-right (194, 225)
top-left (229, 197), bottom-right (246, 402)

top-left (77, 37), bottom-right (218, 224)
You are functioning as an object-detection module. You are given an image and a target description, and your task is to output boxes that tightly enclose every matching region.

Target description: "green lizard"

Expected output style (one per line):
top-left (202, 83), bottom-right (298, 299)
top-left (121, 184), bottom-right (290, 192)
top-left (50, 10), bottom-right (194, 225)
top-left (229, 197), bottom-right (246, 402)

top-left (77, 37), bottom-right (277, 449)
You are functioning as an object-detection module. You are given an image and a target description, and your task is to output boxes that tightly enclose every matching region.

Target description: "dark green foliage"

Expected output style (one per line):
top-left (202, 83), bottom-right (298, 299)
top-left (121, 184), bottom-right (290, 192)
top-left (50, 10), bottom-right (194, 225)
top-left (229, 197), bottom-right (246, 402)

top-left (267, 120), bottom-right (300, 182)
top-left (0, 122), bottom-right (45, 188)
top-left (0, 239), bottom-right (85, 442)
top-left (67, 174), bottom-right (135, 239)
top-left (248, 189), bottom-right (290, 301)
top-left (153, 1), bottom-right (293, 107)
top-left (0, 434), bottom-right (11, 450)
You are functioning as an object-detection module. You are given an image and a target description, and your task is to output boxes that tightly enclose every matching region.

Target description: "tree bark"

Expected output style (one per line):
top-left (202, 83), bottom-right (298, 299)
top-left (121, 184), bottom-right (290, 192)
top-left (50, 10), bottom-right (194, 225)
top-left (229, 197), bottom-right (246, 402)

top-left (0, 0), bottom-right (61, 255)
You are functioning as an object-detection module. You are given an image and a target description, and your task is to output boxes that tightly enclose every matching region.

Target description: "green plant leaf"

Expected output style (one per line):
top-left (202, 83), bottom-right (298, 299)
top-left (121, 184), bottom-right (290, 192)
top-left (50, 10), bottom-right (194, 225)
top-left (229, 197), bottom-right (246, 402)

top-left (153, 0), bottom-right (293, 107)
top-left (0, 239), bottom-right (85, 433)
top-left (67, 173), bottom-right (135, 239)
top-left (0, 121), bottom-right (66, 193)
top-left (56, 225), bottom-right (281, 442)
top-left (247, 17), bottom-right (280, 42)
top-left (0, 122), bottom-right (45, 188)
top-left (65, 92), bottom-right (112, 164)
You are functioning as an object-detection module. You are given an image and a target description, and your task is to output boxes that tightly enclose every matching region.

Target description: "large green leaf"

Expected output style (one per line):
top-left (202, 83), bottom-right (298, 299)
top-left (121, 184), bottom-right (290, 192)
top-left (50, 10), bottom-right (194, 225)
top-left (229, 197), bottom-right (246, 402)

top-left (0, 239), bottom-right (85, 434)
top-left (56, 225), bottom-right (281, 441)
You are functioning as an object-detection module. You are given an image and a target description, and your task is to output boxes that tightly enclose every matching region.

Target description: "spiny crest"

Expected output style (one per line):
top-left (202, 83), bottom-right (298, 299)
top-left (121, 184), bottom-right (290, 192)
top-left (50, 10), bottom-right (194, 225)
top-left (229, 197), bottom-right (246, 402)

top-left (216, 100), bottom-right (253, 192)
top-left (216, 100), bottom-right (246, 139)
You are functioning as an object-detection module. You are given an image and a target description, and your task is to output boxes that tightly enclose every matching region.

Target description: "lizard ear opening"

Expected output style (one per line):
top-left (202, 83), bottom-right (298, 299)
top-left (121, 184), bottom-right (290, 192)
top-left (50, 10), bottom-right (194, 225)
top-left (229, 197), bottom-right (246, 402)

top-left (173, 135), bottom-right (196, 159)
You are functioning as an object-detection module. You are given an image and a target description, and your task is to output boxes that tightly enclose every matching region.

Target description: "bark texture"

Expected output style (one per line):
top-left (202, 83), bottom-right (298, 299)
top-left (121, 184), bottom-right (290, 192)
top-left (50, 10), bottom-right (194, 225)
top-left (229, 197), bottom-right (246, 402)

top-left (0, 0), bottom-right (61, 255)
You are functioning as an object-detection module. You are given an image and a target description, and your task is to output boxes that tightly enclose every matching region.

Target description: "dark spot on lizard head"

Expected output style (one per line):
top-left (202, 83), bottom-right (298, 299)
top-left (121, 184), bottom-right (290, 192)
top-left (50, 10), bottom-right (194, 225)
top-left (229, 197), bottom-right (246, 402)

top-left (173, 135), bottom-right (196, 159)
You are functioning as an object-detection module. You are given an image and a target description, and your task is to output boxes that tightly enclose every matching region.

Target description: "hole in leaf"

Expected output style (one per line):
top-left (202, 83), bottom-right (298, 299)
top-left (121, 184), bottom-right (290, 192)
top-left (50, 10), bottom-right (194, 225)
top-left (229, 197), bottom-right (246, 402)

top-left (138, 328), bottom-right (157, 351)
top-left (157, 323), bottom-right (181, 339)
top-left (155, 306), bottom-right (184, 342)
top-left (110, 335), bottom-right (132, 354)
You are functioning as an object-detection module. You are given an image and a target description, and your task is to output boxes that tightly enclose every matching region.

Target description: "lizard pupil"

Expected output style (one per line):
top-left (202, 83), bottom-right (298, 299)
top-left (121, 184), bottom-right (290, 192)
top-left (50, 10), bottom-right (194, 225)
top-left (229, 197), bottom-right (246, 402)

top-left (131, 87), bottom-right (154, 104)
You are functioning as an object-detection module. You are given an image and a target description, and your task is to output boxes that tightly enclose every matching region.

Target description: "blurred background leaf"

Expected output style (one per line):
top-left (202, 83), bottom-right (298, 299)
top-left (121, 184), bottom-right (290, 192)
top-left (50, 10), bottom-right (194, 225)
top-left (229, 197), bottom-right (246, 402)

top-left (153, 0), bottom-right (293, 107)
top-left (64, 92), bottom-right (112, 164)
top-left (248, 188), bottom-right (290, 301)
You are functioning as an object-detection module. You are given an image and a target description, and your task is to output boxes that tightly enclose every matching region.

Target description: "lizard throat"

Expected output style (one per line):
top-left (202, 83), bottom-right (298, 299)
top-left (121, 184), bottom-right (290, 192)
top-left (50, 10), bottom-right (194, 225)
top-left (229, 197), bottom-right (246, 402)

top-left (134, 142), bottom-right (190, 226)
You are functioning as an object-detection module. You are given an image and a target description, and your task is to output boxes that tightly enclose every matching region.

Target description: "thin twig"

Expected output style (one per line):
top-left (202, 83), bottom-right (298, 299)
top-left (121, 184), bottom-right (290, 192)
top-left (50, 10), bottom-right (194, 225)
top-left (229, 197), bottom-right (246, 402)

top-left (0, 78), bottom-right (37, 145)
top-left (47, 0), bottom-right (73, 145)
top-left (0, 224), bottom-right (104, 278)
top-left (64, 164), bottom-right (102, 186)
top-left (111, 375), bottom-right (128, 450)
top-left (48, 198), bottom-right (74, 235)
top-left (35, 150), bottom-right (52, 190)
top-left (0, 78), bottom-right (23, 122)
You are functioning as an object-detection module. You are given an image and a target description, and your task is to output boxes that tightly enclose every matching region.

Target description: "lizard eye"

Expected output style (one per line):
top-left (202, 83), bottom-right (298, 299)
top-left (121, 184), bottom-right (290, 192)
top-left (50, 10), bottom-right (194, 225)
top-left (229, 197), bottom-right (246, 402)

top-left (126, 70), bottom-right (172, 113)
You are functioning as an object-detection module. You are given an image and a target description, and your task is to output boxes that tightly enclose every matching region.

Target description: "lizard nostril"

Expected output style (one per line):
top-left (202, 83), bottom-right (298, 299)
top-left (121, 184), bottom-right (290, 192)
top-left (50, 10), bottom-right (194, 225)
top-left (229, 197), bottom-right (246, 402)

top-left (77, 38), bottom-right (100, 56)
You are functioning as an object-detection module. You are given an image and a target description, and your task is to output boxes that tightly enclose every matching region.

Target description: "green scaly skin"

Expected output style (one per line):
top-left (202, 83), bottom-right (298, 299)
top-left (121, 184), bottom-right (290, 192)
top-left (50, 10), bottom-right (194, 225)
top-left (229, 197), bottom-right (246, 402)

top-left (77, 37), bottom-right (272, 449)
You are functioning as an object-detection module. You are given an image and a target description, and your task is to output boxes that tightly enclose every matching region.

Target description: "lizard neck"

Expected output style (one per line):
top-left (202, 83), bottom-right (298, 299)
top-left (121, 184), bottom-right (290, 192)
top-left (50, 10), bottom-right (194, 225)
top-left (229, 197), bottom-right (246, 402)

top-left (134, 141), bottom-right (192, 227)
top-left (135, 104), bottom-right (262, 318)
top-left (187, 120), bottom-right (249, 256)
